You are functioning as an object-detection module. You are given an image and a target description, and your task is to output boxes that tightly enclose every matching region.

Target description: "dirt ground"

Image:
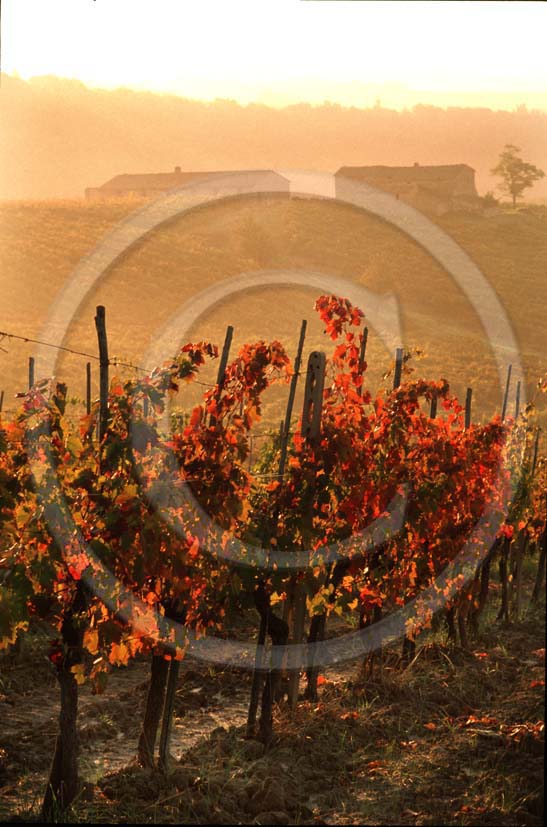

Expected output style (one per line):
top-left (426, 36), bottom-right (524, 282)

top-left (0, 595), bottom-right (544, 825)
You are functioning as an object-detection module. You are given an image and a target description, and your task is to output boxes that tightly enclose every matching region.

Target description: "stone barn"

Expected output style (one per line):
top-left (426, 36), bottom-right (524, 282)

top-left (85, 168), bottom-right (290, 201)
top-left (335, 163), bottom-right (481, 216)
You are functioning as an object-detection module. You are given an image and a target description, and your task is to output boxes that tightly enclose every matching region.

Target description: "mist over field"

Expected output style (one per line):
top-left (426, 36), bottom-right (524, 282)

top-left (1, 73), bottom-right (546, 201)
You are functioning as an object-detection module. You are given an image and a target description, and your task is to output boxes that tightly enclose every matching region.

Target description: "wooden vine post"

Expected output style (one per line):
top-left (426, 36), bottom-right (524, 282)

top-left (306, 326), bottom-right (368, 700)
top-left (286, 350), bottom-right (325, 710)
top-left (455, 386), bottom-right (475, 647)
top-left (247, 320), bottom-right (307, 738)
top-left (94, 306), bottom-right (109, 443)
top-left (28, 356), bottom-right (35, 390)
top-left (359, 326), bottom-right (369, 366)
top-left (496, 366), bottom-right (513, 625)
top-left (137, 655), bottom-right (170, 768)
top-left (393, 347), bottom-right (403, 390)
top-left (512, 530), bottom-right (527, 620)
top-left (531, 491), bottom-right (547, 605)
top-left (156, 640), bottom-right (181, 769)
top-left (501, 364), bottom-right (512, 422)
top-left (86, 362), bottom-right (92, 416)
top-left (529, 429), bottom-right (544, 605)
top-left (512, 425), bottom-right (540, 619)
top-left (278, 320), bottom-right (307, 480)
top-left (510, 424), bottom-right (532, 618)
top-left (154, 325), bottom-right (234, 770)
top-left (391, 348), bottom-right (417, 667)
top-left (156, 325), bottom-right (234, 769)
top-left (531, 427), bottom-right (540, 477)
top-left (158, 651), bottom-right (181, 771)
top-left (42, 573), bottom-right (87, 820)
top-left (209, 325), bottom-right (233, 428)
top-left (464, 387), bottom-right (473, 429)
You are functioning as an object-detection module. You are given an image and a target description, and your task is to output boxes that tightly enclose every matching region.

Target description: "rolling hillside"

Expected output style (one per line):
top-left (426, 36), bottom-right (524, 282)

top-left (1, 196), bottom-right (546, 431)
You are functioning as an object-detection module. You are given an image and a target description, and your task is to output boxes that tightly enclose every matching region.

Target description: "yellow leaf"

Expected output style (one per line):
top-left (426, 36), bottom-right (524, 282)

top-left (70, 664), bottom-right (86, 685)
top-left (83, 628), bottom-right (99, 655)
top-left (270, 591), bottom-right (284, 606)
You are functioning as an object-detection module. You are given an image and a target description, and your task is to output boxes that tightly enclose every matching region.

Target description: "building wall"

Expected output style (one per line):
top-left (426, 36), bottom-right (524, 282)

top-left (335, 167), bottom-right (480, 216)
top-left (452, 167), bottom-right (478, 197)
top-left (408, 188), bottom-right (449, 216)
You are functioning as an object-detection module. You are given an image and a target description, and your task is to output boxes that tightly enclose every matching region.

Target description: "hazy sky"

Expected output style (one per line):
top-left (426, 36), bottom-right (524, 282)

top-left (2, 0), bottom-right (546, 109)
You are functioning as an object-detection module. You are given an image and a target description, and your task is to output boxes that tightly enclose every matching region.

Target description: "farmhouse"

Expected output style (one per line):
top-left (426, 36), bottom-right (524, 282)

top-left (85, 167), bottom-right (290, 201)
top-left (335, 163), bottom-right (481, 216)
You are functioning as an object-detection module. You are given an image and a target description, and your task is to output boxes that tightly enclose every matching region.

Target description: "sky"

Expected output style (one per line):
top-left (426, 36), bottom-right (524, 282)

top-left (1, 0), bottom-right (547, 110)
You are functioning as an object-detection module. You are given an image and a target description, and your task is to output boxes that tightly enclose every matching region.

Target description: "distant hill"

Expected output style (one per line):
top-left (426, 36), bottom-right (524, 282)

top-left (0, 73), bottom-right (546, 201)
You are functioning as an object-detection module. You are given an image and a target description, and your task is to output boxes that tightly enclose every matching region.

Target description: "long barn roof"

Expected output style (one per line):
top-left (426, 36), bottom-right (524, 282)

top-left (99, 169), bottom-right (288, 191)
top-left (336, 164), bottom-right (475, 182)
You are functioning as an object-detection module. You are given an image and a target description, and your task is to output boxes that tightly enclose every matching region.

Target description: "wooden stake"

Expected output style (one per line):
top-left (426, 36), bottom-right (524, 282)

top-left (0, 390), bottom-right (4, 413)
top-left (246, 614), bottom-right (268, 736)
top-left (86, 362), bottom-right (92, 415)
top-left (287, 350), bottom-right (325, 711)
top-left (210, 325), bottom-right (233, 427)
top-left (531, 427), bottom-right (540, 478)
top-left (501, 364), bottom-right (512, 422)
top-left (247, 324), bottom-right (306, 737)
top-left (515, 380), bottom-right (521, 418)
top-left (465, 387), bottom-right (473, 429)
top-left (53, 383), bottom-right (68, 417)
top-left (393, 348), bottom-right (403, 390)
top-left (158, 659), bottom-right (180, 771)
top-left (531, 508), bottom-right (546, 605)
top-left (359, 326), bottom-right (369, 366)
top-left (28, 357), bottom-right (35, 390)
top-left (430, 393), bottom-right (438, 419)
top-left (94, 306), bottom-right (109, 443)
top-left (300, 351), bottom-right (326, 449)
top-left (216, 325), bottom-right (234, 388)
top-left (278, 320), bottom-right (307, 481)
top-left (514, 532), bottom-right (527, 620)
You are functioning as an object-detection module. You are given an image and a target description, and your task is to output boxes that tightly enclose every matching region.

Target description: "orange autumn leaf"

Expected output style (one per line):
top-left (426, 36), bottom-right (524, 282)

top-left (108, 641), bottom-right (130, 666)
top-left (83, 628), bottom-right (99, 655)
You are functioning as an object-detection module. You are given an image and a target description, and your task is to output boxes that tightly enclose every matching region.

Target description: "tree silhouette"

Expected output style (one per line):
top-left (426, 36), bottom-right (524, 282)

top-left (491, 144), bottom-right (545, 207)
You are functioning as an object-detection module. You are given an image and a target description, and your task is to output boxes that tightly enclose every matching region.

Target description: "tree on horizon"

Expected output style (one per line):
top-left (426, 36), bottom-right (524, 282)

top-left (491, 144), bottom-right (545, 207)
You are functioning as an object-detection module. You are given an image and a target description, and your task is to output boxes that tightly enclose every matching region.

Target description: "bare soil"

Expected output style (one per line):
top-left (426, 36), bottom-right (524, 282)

top-left (0, 600), bottom-right (544, 825)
